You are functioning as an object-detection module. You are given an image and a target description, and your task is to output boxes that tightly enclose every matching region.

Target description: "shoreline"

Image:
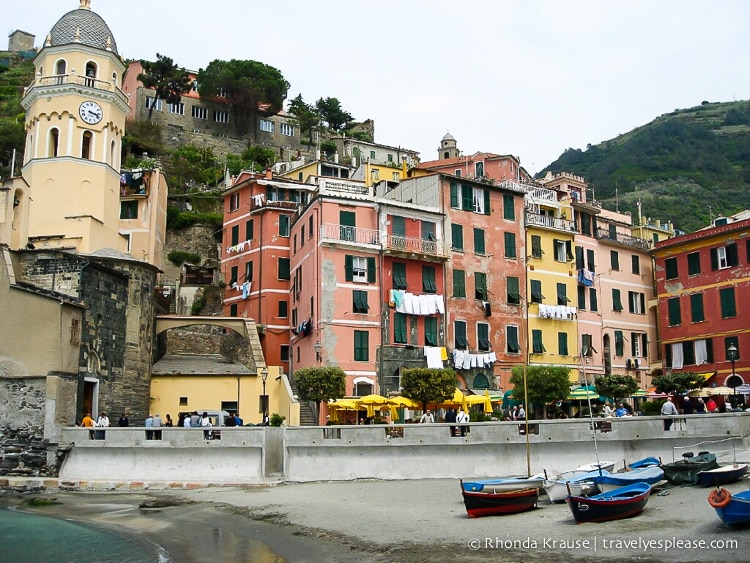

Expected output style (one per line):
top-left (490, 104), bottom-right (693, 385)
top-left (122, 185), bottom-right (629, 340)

top-left (4, 477), bottom-right (750, 563)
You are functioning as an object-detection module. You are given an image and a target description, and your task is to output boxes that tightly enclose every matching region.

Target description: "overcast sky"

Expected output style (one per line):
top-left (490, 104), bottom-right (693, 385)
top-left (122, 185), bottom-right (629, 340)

top-left (7, 0), bottom-right (750, 174)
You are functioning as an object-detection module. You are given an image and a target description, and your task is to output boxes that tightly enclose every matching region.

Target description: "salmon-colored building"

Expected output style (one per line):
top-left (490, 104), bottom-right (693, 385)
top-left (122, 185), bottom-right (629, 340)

top-left (220, 170), bottom-right (313, 369)
top-left (652, 212), bottom-right (750, 392)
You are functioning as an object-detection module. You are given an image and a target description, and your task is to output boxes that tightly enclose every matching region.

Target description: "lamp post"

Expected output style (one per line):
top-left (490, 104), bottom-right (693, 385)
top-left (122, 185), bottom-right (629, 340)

top-left (261, 368), bottom-right (269, 414)
top-left (727, 344), bottom-right (739, 403)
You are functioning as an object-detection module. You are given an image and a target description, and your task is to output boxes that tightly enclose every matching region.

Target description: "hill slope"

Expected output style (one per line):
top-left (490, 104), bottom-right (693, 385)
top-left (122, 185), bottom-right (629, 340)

top-left (539, 101), bottom-right (750, 233)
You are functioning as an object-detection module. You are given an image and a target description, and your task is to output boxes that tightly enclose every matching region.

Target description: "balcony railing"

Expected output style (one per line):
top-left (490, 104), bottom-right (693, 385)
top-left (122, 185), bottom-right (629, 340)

top-left (320, 223), bottom-right (380, 246)
top-left (317, 178), bottom-right (370, 197)
top-left (525, 185), bottom-right (558, 203)
top-left (27, 74), bottom-right (130, 106)
top-left (385, 234), bottom-right (446, 258)
top-left (525, 211), bottom-right (576, 232)
top-left (596, 226), bottom-right (650, 250)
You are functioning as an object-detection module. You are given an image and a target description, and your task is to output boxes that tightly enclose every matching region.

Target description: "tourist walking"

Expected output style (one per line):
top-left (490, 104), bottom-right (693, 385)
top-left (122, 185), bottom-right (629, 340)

top-left (419, 410), bottom-right (434, 423)
top-left (661, 397), bottom-right (679, 430)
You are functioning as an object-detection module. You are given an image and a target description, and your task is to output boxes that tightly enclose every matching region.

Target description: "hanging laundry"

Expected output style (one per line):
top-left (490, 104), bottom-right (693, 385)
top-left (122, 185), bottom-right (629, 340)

top-left (424, 346), bottom-right (444, 369)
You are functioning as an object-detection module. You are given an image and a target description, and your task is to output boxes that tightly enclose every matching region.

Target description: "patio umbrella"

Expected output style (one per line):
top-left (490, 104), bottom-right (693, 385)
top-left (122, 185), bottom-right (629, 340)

top-left (388, 396), bottom-right (420, 409)
top-left (646, 387), bottom-right (668, 398)
top-left (464, 393), bottom-right (492, 413)
top-left (708, 386), bottom-right (734, 395)
top-left (357, 394), bottom-right (390, 418)
top-left (568, 387), bottom-right (599, 401)
top-left (687, 388), bottom-right (711, 398)
top-left (630, 388), bottom-right (647, 397)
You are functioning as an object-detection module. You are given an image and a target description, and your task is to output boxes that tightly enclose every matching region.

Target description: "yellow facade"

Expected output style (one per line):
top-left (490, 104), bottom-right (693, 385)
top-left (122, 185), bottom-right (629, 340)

top-left (150, 366), bottom-right (300, 426)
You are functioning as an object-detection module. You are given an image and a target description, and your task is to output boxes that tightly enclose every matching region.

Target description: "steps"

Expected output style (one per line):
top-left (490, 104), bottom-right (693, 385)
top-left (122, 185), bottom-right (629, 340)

top-left (290, 384), bottom-right (317, 426)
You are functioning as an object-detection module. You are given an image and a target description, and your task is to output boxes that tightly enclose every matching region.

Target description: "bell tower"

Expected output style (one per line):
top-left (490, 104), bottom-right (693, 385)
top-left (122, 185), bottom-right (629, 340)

top-left (19, 0), bottom-right (129, 253)
top-left (438, 132), bottom-right (459, 160)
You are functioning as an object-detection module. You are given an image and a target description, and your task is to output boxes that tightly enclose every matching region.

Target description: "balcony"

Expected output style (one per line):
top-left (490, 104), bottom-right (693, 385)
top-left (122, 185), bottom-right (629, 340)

top-left (596, 226), bottom-right (650, 250)
top-left (320, 223), bottom-right (380, 247)
top-left (384, 233), bottom-right (447, 260)
top-left (317, 178), bottom-right (370, 197)
top-left (26, 74), bottom-right (130, 106)
top-left (525, 211), bottom-right (576, 233)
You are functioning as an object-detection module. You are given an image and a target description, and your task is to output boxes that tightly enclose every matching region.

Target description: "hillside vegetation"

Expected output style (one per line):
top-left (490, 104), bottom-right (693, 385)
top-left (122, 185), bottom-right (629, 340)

top-left (540, 101), bottom-right (750, 233)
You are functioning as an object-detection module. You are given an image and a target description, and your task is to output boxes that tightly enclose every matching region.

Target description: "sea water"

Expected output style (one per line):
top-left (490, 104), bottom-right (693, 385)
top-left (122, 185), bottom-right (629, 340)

top-left (0, 504), bottom-right (169, 562)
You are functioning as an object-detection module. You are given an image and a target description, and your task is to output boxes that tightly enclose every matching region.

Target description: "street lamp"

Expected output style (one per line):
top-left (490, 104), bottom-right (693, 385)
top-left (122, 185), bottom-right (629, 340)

top-left (727, 344), bottom-right (739, 402)
top-left (260, 368), bottom-right (269, 414)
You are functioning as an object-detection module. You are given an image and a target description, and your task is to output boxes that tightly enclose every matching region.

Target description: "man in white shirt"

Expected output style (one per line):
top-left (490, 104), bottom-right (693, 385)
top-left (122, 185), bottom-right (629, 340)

top-left (661, 396), bottom-right (679, 430)
top-left (419, 410), bottom-right (434, 423)
top-left (456, 408), bottom-right (470, 436)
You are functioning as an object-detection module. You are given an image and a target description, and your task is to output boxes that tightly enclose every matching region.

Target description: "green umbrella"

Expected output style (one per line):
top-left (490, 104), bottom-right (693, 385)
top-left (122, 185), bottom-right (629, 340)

top-left (567, 387), bottom-right (600, 400)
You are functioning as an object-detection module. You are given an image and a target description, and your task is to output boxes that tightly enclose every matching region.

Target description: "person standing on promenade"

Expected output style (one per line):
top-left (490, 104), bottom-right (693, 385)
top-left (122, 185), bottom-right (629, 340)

top-left (164, 414), bottom-right (173, 427)
top-left (201, 411), bottom-right (213, 438)
top-left (262, 412), bottom-right (270, 426)
top-left (445, 408), bottom-right (457, 436)
top-left (145, 414), bottom-right (154, 440)
top-left (682, 396), bottom-right (694, 415)
top-left (419, 410), bottom-right (434, 423)
top-left (706, 397), bottom-right (718, 413)
top-left (661, 397), bottom-right (679, 430)
top-left (696, 398), bottom-right (706, 413)
top-left (516, 404), bottom-right (526, 421)
top-left (456, 408), bottom-right (470, 436)
top-left (190, 411), bottom-right (202, 427)
top-left (81, 412), bottom-right (95, 439)
top-left (117, 413), bottom-right (129, 427)
top-left (95, 412), bottom-right (109, 440)
top-left (152, 413), bottom-right (162, 440)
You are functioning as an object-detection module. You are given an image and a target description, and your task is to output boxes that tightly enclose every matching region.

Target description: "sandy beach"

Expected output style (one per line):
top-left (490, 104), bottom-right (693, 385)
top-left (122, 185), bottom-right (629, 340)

top-left (5, 476), bottom-right (749, 563)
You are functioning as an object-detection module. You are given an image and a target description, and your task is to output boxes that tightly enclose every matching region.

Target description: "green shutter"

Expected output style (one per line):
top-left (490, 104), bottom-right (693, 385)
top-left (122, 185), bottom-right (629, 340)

top-left (424, 316), bottom-right (437, 346)
top-left (720, 287), bottom-right (736, 318)
top-left (393, 262), bottom-right (407, 289)
top-left (665, 257), bottom-right (678, 279)
top-left (231, 225), bottom-right (239, 246)
top-left (668, 297), bottom-right (681, 325)
top-left (474, 228), bottom-right (485, 255)
top-left (483, 189), bottom-right (491, 215)
top-left (475, 272), bottom-right (487, 299)
top-left (558, 332), bottom-right (568, 356)
top-left (278, 258), bottom-right (290, 280)
top-left (453, 270), bottom-right (466, 298)
top-left (451, 223), bottom-right (463, 250)
top-left (344, 255), bottom-right (353, 281)
top-left (503, 194), bottom-right (515, 220)
top-left (461, 184), bottom-right (472, 211)
top-left (422, 266), bottom-right (436, 293)
top-left (394, 313), bottom-right (407, 343)
top-left (367, 257), bottom-right (376, 282)
top-left (614, 330), bottom-right (624, 356)
top-left (450, 182), bottom-right (459, 208)
top-left (504, 232), bottom-right (516, 258)
top-left (532, 329), bottom-right (544, 354)
top-left (507, 276), bottom-right (520, 304)
top-left (612, 289), bottom-right (623, 311)
top-left (589, 288), bottom-right (598, 311)
top-left (354, 330), bottom-right (369, 361)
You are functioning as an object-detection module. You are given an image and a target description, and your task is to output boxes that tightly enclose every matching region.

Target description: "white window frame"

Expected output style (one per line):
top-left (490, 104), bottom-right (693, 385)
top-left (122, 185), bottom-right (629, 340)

top-left (717, 246), bottom-right (729, 269)
top-left (554, 240), bottom-right (567, 262)
top-left (633, 333), bottom-right (642, 357)
top-left (192, 106), bottom-right (207, 120)
top-left (472, 187), bottom-right (485, 214)
top-left (214, 110), bottom-right (229, 124)
top-left (259, 119), bottom-right (274, 132)
top-left (352, 256), bottom-right (368, 283)
top-left (279, 123), bottom-right (295, 136)
top-left (145, 97), bottom-right (162, 111)
top-left (168, 102), bottom-right (185, 115)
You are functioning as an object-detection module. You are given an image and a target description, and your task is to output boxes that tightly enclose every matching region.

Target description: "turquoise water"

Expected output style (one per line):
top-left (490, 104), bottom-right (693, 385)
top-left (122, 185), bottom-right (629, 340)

top-left (0, 505), bottom-right (168, 562)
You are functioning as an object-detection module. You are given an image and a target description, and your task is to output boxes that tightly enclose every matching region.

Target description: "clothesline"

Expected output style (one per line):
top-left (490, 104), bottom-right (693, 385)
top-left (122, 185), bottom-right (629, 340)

top-left (452, 350), bottom-right (497, 370)
top-left (390, 290), bottom-right (445, 316)
top-left (226, 240), bottom-right (252, 255)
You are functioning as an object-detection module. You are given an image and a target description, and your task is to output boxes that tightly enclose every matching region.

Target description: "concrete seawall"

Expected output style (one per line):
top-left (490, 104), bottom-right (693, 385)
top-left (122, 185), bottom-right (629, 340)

top-left (58, 413), bottom-right (750, 483)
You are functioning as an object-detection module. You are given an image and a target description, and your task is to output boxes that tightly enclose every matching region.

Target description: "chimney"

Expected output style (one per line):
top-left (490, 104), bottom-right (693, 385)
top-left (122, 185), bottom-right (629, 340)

top-left (265, 167), bottom-right (273, 180)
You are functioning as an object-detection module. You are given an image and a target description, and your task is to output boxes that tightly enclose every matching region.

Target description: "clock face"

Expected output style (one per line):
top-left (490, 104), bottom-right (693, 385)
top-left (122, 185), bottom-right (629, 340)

top-left (79, 100), bottom-right (103, 125)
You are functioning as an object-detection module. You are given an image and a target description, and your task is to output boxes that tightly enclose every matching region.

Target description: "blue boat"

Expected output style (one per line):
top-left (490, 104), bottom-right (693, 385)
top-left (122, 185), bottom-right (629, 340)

top-left (593, 466), bottom-right (664, 492)
top-left (628, 457), bottom-right (661, 469)
top-left (461, 474), bottom-right (545, 493)
top-left (708, 487), bottom-right (750, 527)
top-left (567, 482), bottom-right (651, 523)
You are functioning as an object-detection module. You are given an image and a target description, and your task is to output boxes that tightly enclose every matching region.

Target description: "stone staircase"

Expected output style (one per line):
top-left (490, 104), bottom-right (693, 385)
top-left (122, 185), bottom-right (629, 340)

top-left (291, 384), bottom-right (317, 426)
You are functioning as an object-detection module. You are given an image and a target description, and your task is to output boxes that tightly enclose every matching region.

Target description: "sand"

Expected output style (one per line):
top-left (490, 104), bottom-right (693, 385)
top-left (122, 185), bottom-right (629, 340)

top-left (8, 477), bottom-right (750, 563)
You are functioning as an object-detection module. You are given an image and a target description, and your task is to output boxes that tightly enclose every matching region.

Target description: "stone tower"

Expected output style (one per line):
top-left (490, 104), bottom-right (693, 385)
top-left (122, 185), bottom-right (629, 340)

top-left (438, 132), bottom-right (460, 159)
top-left (18, 0), bottom-right (129, 253)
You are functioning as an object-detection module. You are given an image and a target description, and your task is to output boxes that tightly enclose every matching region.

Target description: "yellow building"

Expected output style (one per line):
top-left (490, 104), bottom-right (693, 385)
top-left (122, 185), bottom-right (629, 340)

top-left (524, 183), bottom-right (578, 380)
top-left (1, 1), bottom-right (167, 269)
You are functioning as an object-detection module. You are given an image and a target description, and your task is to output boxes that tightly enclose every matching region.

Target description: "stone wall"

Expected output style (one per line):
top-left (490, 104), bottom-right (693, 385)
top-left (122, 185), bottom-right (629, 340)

top-left (0, 376), bottom-right (48, 476)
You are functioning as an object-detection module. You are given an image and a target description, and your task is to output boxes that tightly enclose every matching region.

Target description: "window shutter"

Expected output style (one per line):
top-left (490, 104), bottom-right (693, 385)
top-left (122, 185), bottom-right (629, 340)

top-left (451, 224), bottom-right (463, 250)
top-left (345, 255), bottom-right (353, 281)
top-left (727, 243), bottom-right (738, 266)
top-left (450, 182), bottom-right (459, 208)
top-left (483, 189), bottom-right (491, 215)
top-left (558, 332), bottom-right (568, 356)
top-left (710, 248), bottom-right (718, 271)
top-left (461, 184), bottom-right (473, 211)
top-left (367, 257), bottom-right (376, 282)
top-left (615, 330), bottom-right (624, 356)
top-left (503, 194), bottom-right (515, 220)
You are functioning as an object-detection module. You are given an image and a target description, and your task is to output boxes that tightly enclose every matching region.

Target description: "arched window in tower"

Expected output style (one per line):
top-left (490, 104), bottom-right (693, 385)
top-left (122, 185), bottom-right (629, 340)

top-left (48, 128), bottom-right (59, 157)
top-left (111, 72), bottom-right (118, 86)
top-left (85, 62), bottom-right (97, 88)
top-left (55, 59), bottom-right (66, 84)
top-left (109, 140), bottom-right (117, 167)
top-left (81, 131), bottom-right (93, 160)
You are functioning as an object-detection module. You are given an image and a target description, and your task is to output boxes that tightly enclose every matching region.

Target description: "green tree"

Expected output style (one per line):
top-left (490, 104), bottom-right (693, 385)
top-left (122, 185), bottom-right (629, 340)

top-left (137, 53), bottom-right (193, 120)
top-left (401, 368), bottom-right (456, 412)
top-left (594, 374), bottom-right (640, 404)
top-left (315, 97), bottom-right (353, 132)
top-left (294, 366), bottom-right (346, 421)
top-left (287, 94), bottom-right (321, 144)
top-left (509, 365), bottom-right (571, 419)
top-left (652, 372), bottom-right (705, 396)
top-left (162, 145), bottom-right (223, 193)
top-left (198, 59), bottom-right (289, 136)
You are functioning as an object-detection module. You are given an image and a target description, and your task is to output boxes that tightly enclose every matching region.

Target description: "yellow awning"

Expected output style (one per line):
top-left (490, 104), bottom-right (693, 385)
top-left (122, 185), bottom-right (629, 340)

top-left (698, 371), bottom-right (716, 381)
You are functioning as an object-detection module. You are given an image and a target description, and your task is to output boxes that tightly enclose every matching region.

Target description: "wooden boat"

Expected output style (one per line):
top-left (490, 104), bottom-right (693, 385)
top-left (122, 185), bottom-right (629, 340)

top-left (697, 463), bottom-right (748, 487)
top-left (593, 466), bottom-right (664, 492)
top-left (460, 481), bottom-right (539, 518)
top-left (462, 474), bottom-right (545, 493)
top-left (566, 482), bottom-right (651, 523)
top-left (543, 468), bottom-right (610, 502)
top-left (662, 451), bottom-right (719, 485)
top-left (708, 487), bottom-right (750, 527)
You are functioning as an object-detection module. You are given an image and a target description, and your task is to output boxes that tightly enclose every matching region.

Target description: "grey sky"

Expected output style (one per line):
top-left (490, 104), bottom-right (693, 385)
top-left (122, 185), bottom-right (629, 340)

top-left (7, 0), bottom-right (750, 174)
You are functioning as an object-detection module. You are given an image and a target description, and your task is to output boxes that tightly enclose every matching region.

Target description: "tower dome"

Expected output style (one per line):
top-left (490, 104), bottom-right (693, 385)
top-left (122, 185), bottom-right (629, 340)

top-left (48, 1), bottom-right (118, 55)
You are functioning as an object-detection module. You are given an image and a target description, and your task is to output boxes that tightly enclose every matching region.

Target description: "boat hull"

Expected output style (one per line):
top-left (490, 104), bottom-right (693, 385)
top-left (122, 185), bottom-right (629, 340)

top-left (544, 480), bottom-right (596, 503)
top-left (662, 453), bottom-right (718, 485)
top-left (566, 483), bottom-right (651, 523)
top-left (697, 464), bottom-right (748, 487)
top-left (462, 476), bottom-right (545, 493)
top-left (711, 490), bottom-right (750, 528)
top-left (461, 484), bottom-right (539, 518)
top-left (594, 467), bottom-right (664, 493)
